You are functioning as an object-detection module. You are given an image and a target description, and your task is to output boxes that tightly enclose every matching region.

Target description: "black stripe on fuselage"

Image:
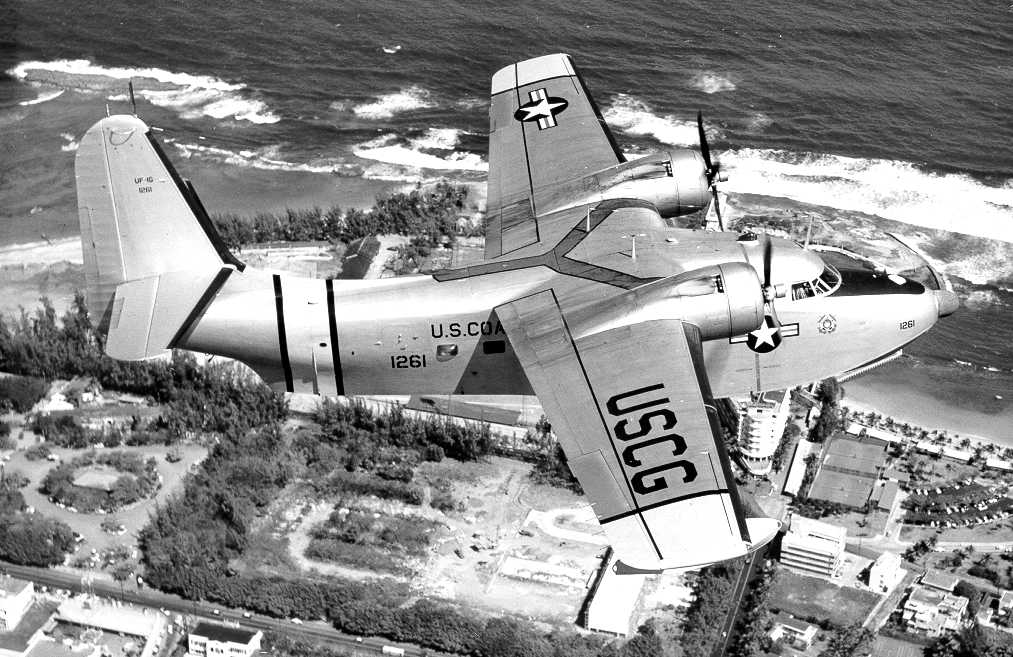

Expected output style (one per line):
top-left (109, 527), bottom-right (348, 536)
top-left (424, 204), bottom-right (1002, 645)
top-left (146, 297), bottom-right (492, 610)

top-left (325, 279), bottom-right (345, 395)
top-left (168, 267), bottom-right (234, 349)
top-left (273, 274), bottom-right (293, 393)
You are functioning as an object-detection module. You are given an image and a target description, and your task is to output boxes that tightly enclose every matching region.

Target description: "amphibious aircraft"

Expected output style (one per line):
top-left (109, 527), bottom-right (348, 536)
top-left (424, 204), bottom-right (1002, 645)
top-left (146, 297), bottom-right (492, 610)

top-left (75, 54), bottom-right (957, 572)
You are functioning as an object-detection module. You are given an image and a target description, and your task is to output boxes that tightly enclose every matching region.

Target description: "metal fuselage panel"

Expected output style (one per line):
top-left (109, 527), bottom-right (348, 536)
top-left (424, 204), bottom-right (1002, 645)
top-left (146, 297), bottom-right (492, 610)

top-left (181, 248), bottom-right (941, 398)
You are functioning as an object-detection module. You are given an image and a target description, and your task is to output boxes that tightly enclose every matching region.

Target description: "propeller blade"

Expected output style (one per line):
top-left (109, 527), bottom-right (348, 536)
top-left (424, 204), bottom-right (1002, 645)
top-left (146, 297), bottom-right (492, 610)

top-left (711, 188), bottom-right (724, 232)
top-left (697, 110), bottom-right (713, 175)
top-left (762, 234), bottom-right (772, 290)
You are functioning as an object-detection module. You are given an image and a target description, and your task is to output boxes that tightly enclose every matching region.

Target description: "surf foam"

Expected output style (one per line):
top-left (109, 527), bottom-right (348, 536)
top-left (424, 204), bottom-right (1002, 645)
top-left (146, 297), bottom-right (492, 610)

top-left (722, 148), bottom-right (1013, 242)
top-left (18, 89), bottom-right (65, 106)
top-left (352, 86), bottom-right (434, 119)
top-left (690, 72), bottom-right (736, 94)
top-left (60, 132), bottom-right (79, 152)
top-left (8, 59), bottom-right (279, 124)
top-left (603, 94), bottom-right (705, 146)
top-left (352, 132), bottom-right (487, 172)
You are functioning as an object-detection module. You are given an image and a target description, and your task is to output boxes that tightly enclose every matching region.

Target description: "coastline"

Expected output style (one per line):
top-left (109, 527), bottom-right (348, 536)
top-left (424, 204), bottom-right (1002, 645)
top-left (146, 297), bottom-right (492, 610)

top-left (843, 357), bottom-right (1013, 448)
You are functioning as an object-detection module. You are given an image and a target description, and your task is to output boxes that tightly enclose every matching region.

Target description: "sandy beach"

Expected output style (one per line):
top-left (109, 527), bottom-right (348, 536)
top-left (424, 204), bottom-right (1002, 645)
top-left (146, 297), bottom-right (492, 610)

top-left (843, 357), bottom-right (1012, 446)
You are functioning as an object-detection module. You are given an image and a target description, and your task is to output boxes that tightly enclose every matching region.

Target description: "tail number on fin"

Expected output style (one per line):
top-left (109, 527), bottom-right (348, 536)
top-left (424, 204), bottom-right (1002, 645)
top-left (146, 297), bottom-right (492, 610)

top-left (606, 384), bottom-right (697, 498)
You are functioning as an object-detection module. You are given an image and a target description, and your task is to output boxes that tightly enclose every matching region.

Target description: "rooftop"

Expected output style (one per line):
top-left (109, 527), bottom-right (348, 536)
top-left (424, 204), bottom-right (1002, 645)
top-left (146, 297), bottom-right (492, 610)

top-left (0, 602), bottom-right (57, 653)
top-left (771, 611), bottom-right (815, 635)
top-left (0, 575), bottom-right (32, 596)
top-left (921, 570), bottom-right (960, 593)
top-left (191, 622), bottom-right (260, 644)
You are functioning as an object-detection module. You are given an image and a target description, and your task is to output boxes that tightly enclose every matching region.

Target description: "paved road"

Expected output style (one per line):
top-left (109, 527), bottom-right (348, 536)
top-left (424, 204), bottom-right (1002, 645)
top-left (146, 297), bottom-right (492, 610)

top-left (710, 546), bottom-right (767, 657)
top-left (0, 561), bottom-right (433, 657)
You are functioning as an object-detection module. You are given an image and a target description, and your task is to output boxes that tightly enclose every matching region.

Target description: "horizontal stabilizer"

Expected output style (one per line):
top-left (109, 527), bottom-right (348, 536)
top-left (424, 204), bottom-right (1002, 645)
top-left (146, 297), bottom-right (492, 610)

top-left (105, 266), bottom-right (232, 360)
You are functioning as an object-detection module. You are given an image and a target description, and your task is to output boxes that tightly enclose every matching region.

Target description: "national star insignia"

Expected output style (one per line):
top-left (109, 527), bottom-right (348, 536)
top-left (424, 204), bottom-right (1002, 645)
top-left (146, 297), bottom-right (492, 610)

top-left (730, 316), bottom-right (799, 353)
top-left (513, 88), bottom-right (569, 130)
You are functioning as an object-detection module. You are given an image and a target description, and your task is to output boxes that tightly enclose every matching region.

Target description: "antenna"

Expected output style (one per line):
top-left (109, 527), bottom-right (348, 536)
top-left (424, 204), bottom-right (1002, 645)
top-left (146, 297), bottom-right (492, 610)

top-left (803, 213), bottom-right (815, 249)
top-left (128, 81), bottom-right (137, 116)
top-left (585, 205), bottom-right (591, 232)
top-left (105, 103), bottom-right (110, 117)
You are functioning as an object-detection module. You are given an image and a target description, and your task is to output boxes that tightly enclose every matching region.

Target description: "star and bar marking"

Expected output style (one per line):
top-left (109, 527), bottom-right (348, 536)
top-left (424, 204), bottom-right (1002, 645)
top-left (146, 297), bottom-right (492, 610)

top-left (730, 316), bottom-right (800, 354)
top-left (513, 88), bottom-right (568, 129)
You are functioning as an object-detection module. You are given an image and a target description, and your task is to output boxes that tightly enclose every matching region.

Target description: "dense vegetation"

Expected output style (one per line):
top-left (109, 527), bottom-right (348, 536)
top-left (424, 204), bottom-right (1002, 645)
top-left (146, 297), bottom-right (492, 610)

top-left (211, 183), bottom-right (472, 249)
top-left (41, 450), bottom-right (160, 512)
top-left (0, 294), bottom-right (288, 439)
top-left (0, 472), bottom-right (76, 567)
top-left (0, 374), bottom-right (47, 412)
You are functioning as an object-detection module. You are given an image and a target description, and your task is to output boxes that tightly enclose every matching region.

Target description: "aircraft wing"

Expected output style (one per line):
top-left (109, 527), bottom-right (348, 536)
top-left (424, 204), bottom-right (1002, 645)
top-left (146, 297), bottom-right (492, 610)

top-left (486, 54), bottom-right (623, 259)
top-left (498, 290), bottom-right (777, 571)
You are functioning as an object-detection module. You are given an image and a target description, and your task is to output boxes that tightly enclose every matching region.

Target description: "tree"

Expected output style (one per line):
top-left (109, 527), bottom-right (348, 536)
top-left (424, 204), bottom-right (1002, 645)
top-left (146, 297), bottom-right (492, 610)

top-left (817, 623), bottom-right (873, 657)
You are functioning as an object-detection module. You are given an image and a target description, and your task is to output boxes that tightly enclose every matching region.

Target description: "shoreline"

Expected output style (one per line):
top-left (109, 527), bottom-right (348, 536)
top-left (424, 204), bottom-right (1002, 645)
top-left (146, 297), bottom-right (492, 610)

top-left (842, 358), bottom-right (1012, 448)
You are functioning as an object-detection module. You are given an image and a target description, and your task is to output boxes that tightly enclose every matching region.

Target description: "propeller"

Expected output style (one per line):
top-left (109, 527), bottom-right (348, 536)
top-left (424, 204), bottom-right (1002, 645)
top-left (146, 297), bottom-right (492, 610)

top-left (697, 111), bottom-right (727, 230)
top-left (761, 234), bottom-right (784, 327)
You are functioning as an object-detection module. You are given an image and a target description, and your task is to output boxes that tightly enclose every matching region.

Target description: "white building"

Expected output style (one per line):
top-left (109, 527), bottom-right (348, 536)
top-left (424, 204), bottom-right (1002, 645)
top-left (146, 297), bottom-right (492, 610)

top-left (188, 622), bottom-right (262, 657)
top-left (0, 577), bottom-right (33, 632)
top-left (769, 613), bottom-right (818, 650)
top-left (738, 390), bottom-right (792, 476)
top-left (869, 551), bottom-right (905, 592)
top-left (584, 549), bottom-right (647, 636)
top-left (902, 585), bottom-right (968, 637)
top-left (780, 516), bottom-right (846, 578)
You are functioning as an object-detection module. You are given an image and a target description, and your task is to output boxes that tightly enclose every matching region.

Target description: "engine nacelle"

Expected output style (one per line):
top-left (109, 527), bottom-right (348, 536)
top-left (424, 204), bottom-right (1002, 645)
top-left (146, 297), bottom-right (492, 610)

top-left (595, 150), bottom-right (711, 218)
top-left (568, 262), bottom-right (764, 341)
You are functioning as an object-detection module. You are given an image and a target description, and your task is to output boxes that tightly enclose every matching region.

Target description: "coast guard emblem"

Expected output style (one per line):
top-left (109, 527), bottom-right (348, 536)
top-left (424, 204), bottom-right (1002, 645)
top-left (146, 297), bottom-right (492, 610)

top-left (514, 88), bottom-right (568, 129)
top-left (817, 314), bottom-right (837, 334)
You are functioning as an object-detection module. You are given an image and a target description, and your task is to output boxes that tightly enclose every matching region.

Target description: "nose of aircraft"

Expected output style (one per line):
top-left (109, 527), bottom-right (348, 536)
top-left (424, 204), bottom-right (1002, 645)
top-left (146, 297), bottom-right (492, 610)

top-left (934, 289), bottom-right (959, 317)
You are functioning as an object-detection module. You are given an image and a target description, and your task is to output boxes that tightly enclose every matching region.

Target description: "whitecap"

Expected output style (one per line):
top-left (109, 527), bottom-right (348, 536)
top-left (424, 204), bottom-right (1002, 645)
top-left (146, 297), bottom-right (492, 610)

top-left (352, 133), bottom-right (487, 172)
top-left (720, 148), bottom-right (1013, 242)
top-left (60, 132), bottom-right (79, 152)
top-left (18, 88), bottom-right (65, 106)
top-left (691, 72), bottom-right (735, 94)
top-left (8, 59), bottom-right (278, 125)
top-left (352, 86), bottom-right (433, 119)
top-left (603, 94), bottom-right (704, 146)
top-left (169, 141), bottom-right (353, 175)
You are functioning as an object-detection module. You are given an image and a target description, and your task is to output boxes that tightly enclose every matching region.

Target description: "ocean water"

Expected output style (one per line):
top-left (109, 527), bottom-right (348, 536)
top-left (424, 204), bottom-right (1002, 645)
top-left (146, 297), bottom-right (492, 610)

top-left (1, 1), bottom-right (1011, 379)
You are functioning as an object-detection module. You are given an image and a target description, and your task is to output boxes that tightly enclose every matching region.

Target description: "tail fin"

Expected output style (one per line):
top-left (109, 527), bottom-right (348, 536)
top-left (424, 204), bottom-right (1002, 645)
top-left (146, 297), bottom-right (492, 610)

top-left (75, 115), bottom-right (243, 358)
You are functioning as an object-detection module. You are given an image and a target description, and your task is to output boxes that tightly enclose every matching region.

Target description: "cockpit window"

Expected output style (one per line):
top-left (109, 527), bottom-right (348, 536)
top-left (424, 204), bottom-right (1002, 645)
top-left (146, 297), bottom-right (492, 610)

top-left (791, 263), bottom-right (841, 300)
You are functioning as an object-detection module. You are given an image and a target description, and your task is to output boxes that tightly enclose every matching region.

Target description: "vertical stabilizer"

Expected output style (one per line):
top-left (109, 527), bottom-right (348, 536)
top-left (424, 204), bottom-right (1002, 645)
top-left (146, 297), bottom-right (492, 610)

top-left (75, 115), bottom-right (242, 335)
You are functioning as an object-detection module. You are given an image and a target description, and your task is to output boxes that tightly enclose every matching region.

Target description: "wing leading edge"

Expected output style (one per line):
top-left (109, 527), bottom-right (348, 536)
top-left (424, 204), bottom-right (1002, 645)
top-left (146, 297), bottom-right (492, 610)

top-left (486, 54), bottom-right (624, 259)
top-left (497, 290), bottom-right (779, 571)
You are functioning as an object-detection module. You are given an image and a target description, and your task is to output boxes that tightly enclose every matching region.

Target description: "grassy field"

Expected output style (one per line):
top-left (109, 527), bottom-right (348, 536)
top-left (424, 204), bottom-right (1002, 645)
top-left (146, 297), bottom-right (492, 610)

top-left (769, 568), bottom-right (880, 627)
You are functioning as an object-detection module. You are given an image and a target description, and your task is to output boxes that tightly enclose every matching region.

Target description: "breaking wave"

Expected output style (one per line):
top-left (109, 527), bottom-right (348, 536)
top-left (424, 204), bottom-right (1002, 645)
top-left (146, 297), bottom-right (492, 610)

top-left (167, 139), bottom-right (356, 175)
top-left (603, 94), bottom-right (705, 146)
top-left (352, 130), bottom-right (487, 172)
top-left (721, 148), bottom-right (1013, 242)
top-left (690, 72), bottom-right (736, 94)
top-left (352, 86), bottom-right (434, 119)
top-left (8, 59), bottom-right (279, 124)
top-left (18, 89), bottom-right (65, 106)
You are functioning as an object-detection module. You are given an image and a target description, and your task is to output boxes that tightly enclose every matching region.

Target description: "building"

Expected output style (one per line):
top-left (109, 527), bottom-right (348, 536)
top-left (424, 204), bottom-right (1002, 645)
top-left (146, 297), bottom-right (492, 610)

top-left (583, 549), bottom-right (647, 637)
top-left (768, 613), bottom-right (818, 650)
top-left (986, 457), bottom-right (1013, 472)
top-left (920, 570), bottom-right (959, 593)
top-left (0, 577), bottom-right (33, 632)
top-left (998, 590), bottom-right (1013, 625)
top-left (845, 422), bottom-right (904, 444)
top-left (188, 622), bottom-right (262, 657)
top-left (869, 551), bottom-right (904, 592)
top-left (780, 516), bottom-right (846, 578)
top-left (869, 480), bottom-right (900, 513)
top-left (902, 585), bottom-right (968, 637)
top-left (738, 390), bottom-right (792, 476)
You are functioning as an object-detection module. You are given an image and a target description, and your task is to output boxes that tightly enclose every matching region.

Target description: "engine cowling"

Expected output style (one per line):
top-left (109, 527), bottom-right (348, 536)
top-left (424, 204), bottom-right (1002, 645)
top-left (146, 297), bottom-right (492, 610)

top-left (568, 262), bottom-right (764, 341)
top-left (595, 150), bottom-right (711, 218)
